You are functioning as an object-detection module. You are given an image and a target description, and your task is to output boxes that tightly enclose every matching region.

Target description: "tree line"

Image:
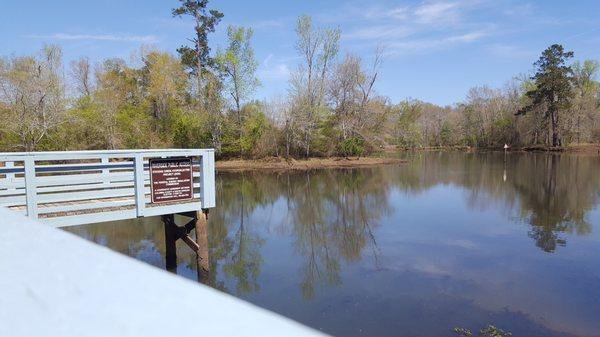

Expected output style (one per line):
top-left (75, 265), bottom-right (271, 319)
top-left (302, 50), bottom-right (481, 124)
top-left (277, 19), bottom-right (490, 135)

top-left (1, 0), bottom-right (599, 156)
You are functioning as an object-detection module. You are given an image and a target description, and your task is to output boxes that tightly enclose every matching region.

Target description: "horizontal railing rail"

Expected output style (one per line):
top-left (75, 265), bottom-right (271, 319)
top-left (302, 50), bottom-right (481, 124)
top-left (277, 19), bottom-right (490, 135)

top-left (0, 149), bottom-right (215, 227)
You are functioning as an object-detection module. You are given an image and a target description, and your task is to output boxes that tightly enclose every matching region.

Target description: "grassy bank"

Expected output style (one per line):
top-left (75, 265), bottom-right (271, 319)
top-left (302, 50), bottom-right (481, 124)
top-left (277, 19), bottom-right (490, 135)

top-left (215, 156), bottom-right (405, 171)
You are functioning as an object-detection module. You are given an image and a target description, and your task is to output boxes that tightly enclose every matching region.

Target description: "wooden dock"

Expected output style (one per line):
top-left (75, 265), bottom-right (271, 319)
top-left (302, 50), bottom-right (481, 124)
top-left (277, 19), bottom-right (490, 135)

top-left (0, 149), bottom-right (215, 227)
top-left (1, 149), bottom-right (217, 282)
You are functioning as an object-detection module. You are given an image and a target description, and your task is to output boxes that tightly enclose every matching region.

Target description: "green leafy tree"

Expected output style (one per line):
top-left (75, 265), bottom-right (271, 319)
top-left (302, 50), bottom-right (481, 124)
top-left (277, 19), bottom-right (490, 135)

top-left (92, 58), bottom-right (139, 149)
top-left (140, 51), bottom-right (188, 135)
top-left (395, 100), bottom-right (423, 148)
top-left (339, 137), bottom-right (365, 158)
top-left (215, 26), bottom-right (260, 125)
top-left (518, 44), bottom-right (574, 147)
top-left (172, 111), bottom-right (213, 149)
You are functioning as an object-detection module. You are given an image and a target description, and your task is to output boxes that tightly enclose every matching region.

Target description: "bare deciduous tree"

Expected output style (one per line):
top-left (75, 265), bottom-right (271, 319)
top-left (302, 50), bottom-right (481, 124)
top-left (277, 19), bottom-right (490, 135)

top-left (291, 15), bottom-right (340, 157)
top-left (70, 56), bottom-right (93, 97)
top-left (0, 45), bottom-right (66, 150)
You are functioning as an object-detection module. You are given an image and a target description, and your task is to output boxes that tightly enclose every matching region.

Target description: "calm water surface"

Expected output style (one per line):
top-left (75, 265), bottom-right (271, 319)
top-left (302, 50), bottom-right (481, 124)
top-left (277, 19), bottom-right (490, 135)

top-left (66, 152), bottom-right (600, 337)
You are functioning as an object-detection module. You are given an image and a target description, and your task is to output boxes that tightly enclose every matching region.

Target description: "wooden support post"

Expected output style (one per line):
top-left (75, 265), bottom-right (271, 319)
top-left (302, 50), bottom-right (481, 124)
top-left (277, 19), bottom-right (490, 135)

top-left (162, 214), bottom-right (177, 273)
top-left (195, 209), bottom-right (210, 284)
top-left (181, 235), bottom-right (200, 252)
top-left (161, 211), bottom-right (209, 282)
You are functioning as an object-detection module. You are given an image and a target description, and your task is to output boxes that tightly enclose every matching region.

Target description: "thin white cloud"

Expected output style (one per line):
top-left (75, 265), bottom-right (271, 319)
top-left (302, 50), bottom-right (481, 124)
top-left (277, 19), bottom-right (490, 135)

top-left (502, 3), bottom-right (534, 17)
top-left (360, 6), bottom-right (410, 20)
top-left (26, 33), bottom-right (158, 43)
top-left (486, 44), bottom-right (535, 58)
top-left (338, 0), bottom-right (484, 26)
top-left (258, 54), bottom-right (291, 81)
top-left (339, 0), bottom-right (496, 56)
top-left (343, 25), bottom-right (412, 40)
top-left (386, 31), bottom-right (488, 55)
top-left (414, 1), bottom-right (461, 24)
top-left (251, 19), bottom-right (285, 30)
top-left (388, 7), bottom-right (411, 19)
top-left (446, 31), bottom-right (487, 43)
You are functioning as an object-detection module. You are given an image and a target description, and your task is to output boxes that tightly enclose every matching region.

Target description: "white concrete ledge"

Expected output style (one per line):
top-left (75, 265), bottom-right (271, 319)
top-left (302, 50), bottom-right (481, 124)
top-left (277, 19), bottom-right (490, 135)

top-left (0, 207), bottom-right (327, 337)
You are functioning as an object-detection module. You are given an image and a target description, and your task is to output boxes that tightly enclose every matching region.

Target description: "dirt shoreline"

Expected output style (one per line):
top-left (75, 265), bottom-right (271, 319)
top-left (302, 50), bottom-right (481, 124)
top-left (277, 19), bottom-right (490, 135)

top-left (394, 143), bottom-right (600, 154)
top-left (215, 144), bottom-right (600, 171)
top-left (216, 157), bottom-right (405, 171)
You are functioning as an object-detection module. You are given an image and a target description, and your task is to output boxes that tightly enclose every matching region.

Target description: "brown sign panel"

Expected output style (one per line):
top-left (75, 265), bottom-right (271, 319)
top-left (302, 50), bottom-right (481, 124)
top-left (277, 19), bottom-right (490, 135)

top-left (149, 157), bottom-right (193, 203)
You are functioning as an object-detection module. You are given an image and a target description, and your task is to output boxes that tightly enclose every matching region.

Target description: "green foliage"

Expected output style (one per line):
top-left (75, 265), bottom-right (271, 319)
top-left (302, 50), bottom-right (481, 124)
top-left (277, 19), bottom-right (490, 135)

top-left (140, 51), bottom-right (188, 133)
top-left (214, 25), bottom-right (260, 115)
top-left (492, 117), bottom-right (514, 144)
top-left (2, 23), bottom-right (599, 156)
top-left (439, 121), bottom-right (453, 145)
top-left (218, 102), bottom-right (274, 158)
top-left (395, 101), bottom-right (424, 148)
top-left (219, 116), bottom-right (242, 157)
top-left (339, 137), bottom-right (365, 157)
top-left (454, 325), bottom-right (512, 337)
top-left (572, 60), bottom-right (599, 95)
top-left (172, 112), bottom-right (213, 149)
top-left (59, 96), bottom-right (108, 150)
top-left (116, 104), bottom-right (155, 149)
top-left (479, 325), bottom-right (512, 337)
top-left (453, 327), bottom-right (473, 337)
top-left (240, 110), bottom-right (268, 156)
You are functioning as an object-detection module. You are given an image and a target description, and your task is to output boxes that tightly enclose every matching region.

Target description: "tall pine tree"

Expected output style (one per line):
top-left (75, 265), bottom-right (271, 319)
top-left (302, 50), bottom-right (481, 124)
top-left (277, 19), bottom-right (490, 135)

top-left (518, 44), bottom-right (574, 147)
top-left (172, 0), bottom-right (224, 98)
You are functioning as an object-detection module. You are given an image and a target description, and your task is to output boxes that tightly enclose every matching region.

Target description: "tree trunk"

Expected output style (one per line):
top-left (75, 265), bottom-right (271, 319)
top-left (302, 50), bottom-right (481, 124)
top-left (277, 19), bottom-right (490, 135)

top-left (551, 108), bottom-right (560, 147)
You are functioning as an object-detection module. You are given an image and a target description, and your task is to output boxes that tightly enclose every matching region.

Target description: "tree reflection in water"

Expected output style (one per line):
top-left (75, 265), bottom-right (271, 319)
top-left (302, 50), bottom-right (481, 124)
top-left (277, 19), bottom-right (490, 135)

top-left (512, 154), bottom-right (595, 252)
top-left (64, 152), bottom-right (600, 337)
top-left (284, 169), bottom-right (389, 298)
top-left (396, 152), bottom-right (599, 253)
top-left (68, 153), bottom-right (600, 297)
top-left (211, 153), bottom-right (600, 299)
top-left (211, 168), bottom-right (390, 298)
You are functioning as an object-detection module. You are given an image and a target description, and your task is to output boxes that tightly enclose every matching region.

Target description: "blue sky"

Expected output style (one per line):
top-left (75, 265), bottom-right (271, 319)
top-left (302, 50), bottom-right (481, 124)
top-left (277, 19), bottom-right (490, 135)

top-left (1, 0), bottom-right (599, 105)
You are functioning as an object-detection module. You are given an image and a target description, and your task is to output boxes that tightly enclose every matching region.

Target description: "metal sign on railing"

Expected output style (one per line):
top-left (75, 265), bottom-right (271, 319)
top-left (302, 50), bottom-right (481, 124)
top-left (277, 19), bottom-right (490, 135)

top-left (149, 157), bottom-right (194, 203)
top-left (0, 149), bottom-right (216, 227)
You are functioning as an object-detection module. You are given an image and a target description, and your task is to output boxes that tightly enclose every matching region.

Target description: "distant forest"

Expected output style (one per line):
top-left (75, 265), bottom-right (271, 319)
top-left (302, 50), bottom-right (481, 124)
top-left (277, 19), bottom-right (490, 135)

top-left (1, 0), bottom-right (599, 157)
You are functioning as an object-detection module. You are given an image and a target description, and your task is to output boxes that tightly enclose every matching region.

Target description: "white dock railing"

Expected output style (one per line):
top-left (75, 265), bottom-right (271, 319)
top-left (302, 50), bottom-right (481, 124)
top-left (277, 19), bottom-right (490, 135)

top-left (0, 207), bottom-right (327, 337)
top-left (0, 149), bottom-right (215, 227)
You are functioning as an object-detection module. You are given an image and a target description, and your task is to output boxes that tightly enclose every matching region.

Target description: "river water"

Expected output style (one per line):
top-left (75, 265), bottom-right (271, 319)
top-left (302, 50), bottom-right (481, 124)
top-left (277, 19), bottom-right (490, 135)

top-left (66, 152), bottom-right (600, 337)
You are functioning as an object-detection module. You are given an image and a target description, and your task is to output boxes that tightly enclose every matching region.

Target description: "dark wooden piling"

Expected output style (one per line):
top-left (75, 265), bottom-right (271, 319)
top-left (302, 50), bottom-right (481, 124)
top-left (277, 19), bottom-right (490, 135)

top-left (162, 214), bottom-right (178, 273)
top-left (195, 210), bottom-right (210, 284)
top-left (162, 210), bottom-right (210, 284)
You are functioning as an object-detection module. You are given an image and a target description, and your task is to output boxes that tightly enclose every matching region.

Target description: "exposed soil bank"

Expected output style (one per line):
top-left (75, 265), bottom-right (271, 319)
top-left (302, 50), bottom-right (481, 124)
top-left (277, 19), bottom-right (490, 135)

top-left (216, 156), bottom-right (405, 172)
top-left (215, 144), bottom-right (600, 171)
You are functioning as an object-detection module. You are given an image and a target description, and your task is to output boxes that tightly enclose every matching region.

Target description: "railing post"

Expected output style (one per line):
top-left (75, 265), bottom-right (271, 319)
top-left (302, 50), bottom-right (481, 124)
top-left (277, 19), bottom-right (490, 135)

top-left (101, 156), bottom-right (110, 187)
top-left (23, 156), bottom-right (37, 218)
top-left (6, 161), bottom-right (15, 191)
top-left (133, 154), bottom-right (145, 217)
top-left (200, 150), bottom-right (216, 209)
